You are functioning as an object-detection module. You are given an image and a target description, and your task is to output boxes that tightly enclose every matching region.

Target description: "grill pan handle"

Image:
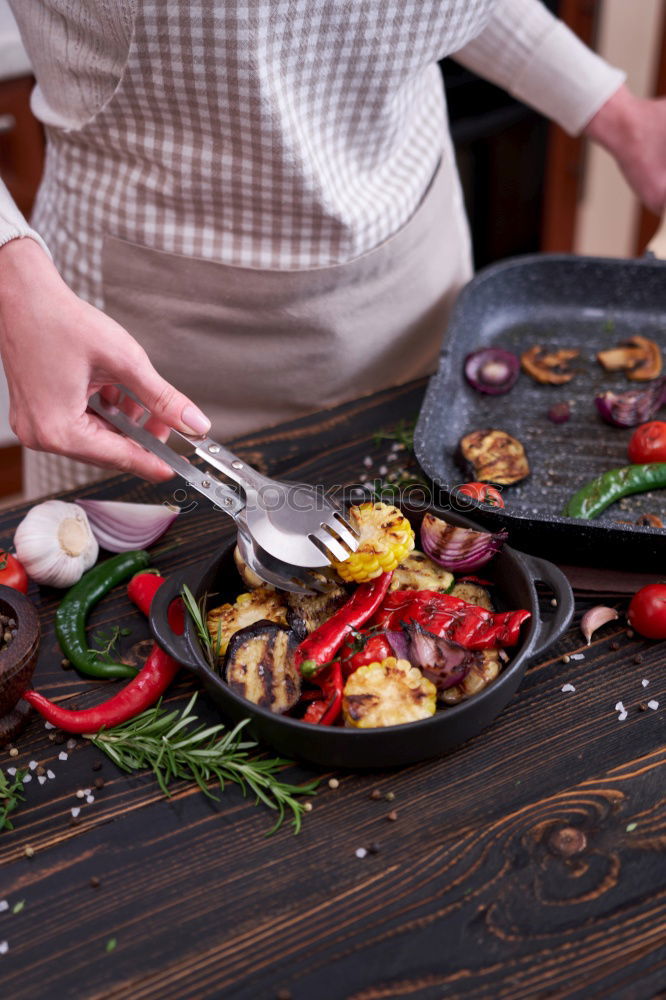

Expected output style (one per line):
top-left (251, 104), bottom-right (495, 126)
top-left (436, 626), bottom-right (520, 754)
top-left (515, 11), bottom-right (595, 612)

top-left (521, 554), bottom-right (575, 659)
top-left (150, 563), bottom-right (208, 676)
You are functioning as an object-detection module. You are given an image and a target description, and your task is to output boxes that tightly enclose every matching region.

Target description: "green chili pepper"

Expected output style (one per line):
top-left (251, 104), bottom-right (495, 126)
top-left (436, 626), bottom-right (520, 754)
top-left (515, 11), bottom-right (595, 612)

top-left (563, 462), bottom-right (666, 520)
top-left (55, 550), bottom-right (150, 679)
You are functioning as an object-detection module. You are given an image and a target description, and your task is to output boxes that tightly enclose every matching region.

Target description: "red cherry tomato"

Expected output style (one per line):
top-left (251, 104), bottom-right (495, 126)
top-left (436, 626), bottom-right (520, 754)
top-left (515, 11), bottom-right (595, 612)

top-left (456, 482), bottom-right (505, 508)
top-left (627, 421), bottom-right (666, 464)
top-left (0, 551), bottom-right (29, 594)
top-left (627, 583), bottom-right (666, 639)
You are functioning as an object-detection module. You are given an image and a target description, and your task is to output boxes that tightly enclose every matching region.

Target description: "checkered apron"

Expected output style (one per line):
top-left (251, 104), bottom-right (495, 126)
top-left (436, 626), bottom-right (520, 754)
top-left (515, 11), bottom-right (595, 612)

top-left (24, 0), bottom-right (492, 497)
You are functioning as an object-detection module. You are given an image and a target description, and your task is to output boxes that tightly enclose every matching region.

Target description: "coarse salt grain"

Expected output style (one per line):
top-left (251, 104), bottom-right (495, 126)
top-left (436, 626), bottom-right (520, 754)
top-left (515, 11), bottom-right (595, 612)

top-left (569, 653), bottom-right (585, 661)
top-left (561, 683), bottom-right (576, 693)
top-left (378, 465), bottom-right (388, 476)
top-left (363, 456), bottom-right (372, 468)
top-left (75, 790), bottom-right (85, 799)
top-left (6, 768), bottom-right (16, 777)
top-left (86, 795), bottom-right (95, 805)
top-left (615, 701), bottom-right (625, 713)
top-left (22, 774), bottom-right (32, 784)
top-left (0, 941), bottom-right (7, 955)
top-left (46, 770), bottom-right (55, 780)
top-left (37, 776), bottom-right (46, 786)
top-left (58, 752), bottom-right (68, 762)
top-left (0, 901), bottom-right (7, 913)
top-left (642, 679), bottom-right (650, 688)
top-left (618, 711), bottom-right (628, 721)
top-left (83, 788), bottom-right (91, 796)
top-left (648, 700), bottom-right (659, 710)
top-left (28, 761), bottom-right (37, 771)
top-left (44, 722), bottom-right (55, 730)
top-left (355, 848), bottom-right (367, 859)
top-left (70, 807), bottom-right (80, 818)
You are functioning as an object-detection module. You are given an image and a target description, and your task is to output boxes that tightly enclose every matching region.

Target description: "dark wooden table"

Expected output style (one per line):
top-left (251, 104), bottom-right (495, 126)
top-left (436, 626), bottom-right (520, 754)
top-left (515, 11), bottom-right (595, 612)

top-left (1, 380), bottom-right (664, 1000)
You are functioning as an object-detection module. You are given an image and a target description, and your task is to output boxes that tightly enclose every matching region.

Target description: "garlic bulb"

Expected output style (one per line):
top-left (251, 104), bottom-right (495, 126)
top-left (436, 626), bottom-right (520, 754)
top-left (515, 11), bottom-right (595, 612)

top-left (14, 500), bottom-right (99, 588)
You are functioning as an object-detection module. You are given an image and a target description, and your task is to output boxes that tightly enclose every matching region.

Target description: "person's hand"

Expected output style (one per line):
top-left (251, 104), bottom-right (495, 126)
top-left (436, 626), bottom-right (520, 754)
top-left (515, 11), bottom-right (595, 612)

top-left (584, 84), bottom-right (666, 215)
top-left (0, 237), bottom-right (211, 481)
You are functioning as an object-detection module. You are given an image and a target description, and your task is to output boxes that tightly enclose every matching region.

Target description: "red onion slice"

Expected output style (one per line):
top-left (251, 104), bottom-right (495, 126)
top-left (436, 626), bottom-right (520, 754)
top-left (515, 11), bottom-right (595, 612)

top-left (421, 513), bottom-right (507, 571)
top-left (387, 622), bottom-right (475, 692)
top-left (75, 499), bottom-right (179, 552)
top-left (464, 348), bottom-right (520, 395)
top-left (595, 377), bottom-right (666, 428)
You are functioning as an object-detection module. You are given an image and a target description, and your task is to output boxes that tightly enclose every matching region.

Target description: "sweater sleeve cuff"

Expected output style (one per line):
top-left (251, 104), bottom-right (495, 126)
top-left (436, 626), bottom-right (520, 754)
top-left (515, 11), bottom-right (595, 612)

top-left (453, 0), bottom-right (626, 136)
top-left (511, 20), bottom-right (626, 135)
top-left (0, 177), bottom-right (52, 259)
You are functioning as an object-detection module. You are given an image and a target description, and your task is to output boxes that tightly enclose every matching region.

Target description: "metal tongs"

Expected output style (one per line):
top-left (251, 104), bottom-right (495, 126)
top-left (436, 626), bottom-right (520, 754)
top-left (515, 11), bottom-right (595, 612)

top-left (88, 391), bottom-right (359, 594)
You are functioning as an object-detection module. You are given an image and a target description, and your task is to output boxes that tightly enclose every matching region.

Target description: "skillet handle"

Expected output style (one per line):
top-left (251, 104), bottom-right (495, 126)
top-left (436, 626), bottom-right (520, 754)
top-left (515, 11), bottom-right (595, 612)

top-left (521, 554), bottom-right (575, 659)
top-left (150, 564), bottom-right (206, 674)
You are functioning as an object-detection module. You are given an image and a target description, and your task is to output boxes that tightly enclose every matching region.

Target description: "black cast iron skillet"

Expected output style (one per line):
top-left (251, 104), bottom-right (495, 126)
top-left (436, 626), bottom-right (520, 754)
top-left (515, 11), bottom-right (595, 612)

top-left (414, 253), bottom-right (666, 571)
top-left (150, 503), bottom-right (573, 768)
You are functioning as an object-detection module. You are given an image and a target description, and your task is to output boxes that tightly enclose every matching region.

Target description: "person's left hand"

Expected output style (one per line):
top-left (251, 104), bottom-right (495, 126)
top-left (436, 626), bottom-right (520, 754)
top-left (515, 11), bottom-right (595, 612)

top-left (584, 84), bottom-right (666, 216)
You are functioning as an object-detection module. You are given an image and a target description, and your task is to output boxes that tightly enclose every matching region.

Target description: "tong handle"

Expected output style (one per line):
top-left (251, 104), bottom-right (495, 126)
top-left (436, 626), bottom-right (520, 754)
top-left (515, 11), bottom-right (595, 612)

top-left (87, 393), bottom-right (245, 516)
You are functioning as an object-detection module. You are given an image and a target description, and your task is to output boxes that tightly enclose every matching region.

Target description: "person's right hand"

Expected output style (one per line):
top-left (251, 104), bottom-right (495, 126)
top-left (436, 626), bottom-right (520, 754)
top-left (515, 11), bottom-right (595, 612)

top-left (0, 237), bottom-right (211, 482)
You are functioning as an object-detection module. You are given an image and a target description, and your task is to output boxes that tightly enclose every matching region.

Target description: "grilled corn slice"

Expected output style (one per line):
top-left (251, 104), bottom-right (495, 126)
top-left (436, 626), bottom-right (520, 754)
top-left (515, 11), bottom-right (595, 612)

top-left (389, 550), bottom-right (454, 593)
top-left (333, 502), bottom-right (415, 583)
top-left (206, 587), bottom-right (288, 660)
top-left (342, 657), bottom-right (436, 728)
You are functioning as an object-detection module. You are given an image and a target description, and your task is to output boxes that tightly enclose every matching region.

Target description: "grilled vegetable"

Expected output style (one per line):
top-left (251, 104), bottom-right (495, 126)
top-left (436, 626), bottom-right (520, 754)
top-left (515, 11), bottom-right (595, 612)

top-left (233, 545), bottom-right (268, 590)
top-left (595, 378), bottom-right (666, 427)
top-left (388, 550), bottom-right (454, 593)
top-left (331, 502), bottom-right (415, 583)
top-left (421, 515), bottom-right (507, 571)
top-left (521, 345), bottom-right (579, 385)
top-left (439, 648), bottom-right (501, 704)
top-left (458, 429), bottom-right (529, 485)
top-left (464, 348), bottom-right (520, 395)
top-left (597, 335), bottom-right (662, 382)
top-left (449, 582), bottom-right (493, 610)
top-left (207, 588), bottom-right (288, 659)
top-left (563, 462), bottom-right (666, 520)
top-left (286, 585), bottom-right (348, 637)
top-left (342, 657), bottom-right (436, 728)
top-left (224, 622), bottom-right (301, 713)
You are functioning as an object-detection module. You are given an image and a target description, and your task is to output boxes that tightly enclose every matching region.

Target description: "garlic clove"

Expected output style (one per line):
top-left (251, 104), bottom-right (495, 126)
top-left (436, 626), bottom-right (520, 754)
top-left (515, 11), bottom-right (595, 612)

top-left (14, 500), bottom-right (98, 588)
top-left (580, 605), bottom-right (619, 646)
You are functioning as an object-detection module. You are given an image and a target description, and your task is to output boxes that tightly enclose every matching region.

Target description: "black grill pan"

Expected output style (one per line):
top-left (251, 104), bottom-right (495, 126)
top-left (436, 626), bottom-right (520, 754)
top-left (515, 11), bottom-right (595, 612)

top-left (414, 253), bottom-right (666, 570)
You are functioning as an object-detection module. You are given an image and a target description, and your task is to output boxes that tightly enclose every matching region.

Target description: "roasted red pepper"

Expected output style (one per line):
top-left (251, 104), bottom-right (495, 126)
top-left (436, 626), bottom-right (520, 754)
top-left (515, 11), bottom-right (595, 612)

top-left (302, 661), bottom-right (343, 725)
top-left (372, 590), bottom-right (530, 649)
top-left (24, 574), bottom-right (184, 734)
top-left (295, 572), bottom-right (393, 676)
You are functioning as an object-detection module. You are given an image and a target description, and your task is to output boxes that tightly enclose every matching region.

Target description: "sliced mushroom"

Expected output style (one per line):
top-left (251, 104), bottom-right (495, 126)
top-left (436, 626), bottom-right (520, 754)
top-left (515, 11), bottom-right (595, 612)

top-left (597, 335), bottom-right (662, 382)
top-left (521, 345), bottom-right (580, 385)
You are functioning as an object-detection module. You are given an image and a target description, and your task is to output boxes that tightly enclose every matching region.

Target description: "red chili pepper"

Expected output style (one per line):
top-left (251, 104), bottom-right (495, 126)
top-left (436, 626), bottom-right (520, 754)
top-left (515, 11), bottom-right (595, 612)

top-left (372, 590), bottom-right (530, 650)
top-left (24, 577), bottom-right (184, 734)
top-left (340, 631), bottom-right (393, 679)
top-left (127, 571), bottom-right (165, 617)
top-left (302, 662), bottom-right (343, 726)
top-left (296, 572), bottom-right (393, 678)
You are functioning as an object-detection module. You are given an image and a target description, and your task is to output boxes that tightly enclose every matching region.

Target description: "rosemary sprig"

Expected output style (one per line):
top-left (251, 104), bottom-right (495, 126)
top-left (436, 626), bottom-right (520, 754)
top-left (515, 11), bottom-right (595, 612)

top-left (90, 694), bottom-right (318, 834)
top-left (180, 585), bottom-right (222, 668)
top-left (0, 768), bottom-right (27, 832)
top-left (373, 418), bottom-right (417, 451)
top-left (88, 625), bottom-right (132, 660)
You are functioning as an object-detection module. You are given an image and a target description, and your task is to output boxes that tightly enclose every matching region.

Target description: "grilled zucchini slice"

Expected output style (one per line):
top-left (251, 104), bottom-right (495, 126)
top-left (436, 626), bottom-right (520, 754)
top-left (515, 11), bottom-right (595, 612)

top-left (342, 657), bottom-right (436, 728)
top-left (439, 648), bottom-right (501, 704)
top-left (224, 622), bottom-right (301, 713)
top-left (449, 582), bottom-right (493, 610)
top-left (332, 502), bottom-right (415, 583)
top-left (459, 428), bottom-right (529, 485)
top-left (206, 588), bottom-right (288, 660)
top-left (389, 550), bottom-right (454, 593)
top-left (286, 585), bottom-right (347, 638)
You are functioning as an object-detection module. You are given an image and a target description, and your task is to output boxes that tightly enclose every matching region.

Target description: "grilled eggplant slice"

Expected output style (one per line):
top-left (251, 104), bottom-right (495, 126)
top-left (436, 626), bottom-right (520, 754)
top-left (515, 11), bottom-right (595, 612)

top-left (389, 550), bottom-right (454, 593)
top-left (459, 428), bottom-right (529, 485)
top-left (224, 622), bottom-right (301, 713)
top-left (449, 582), bottom-right (493, 610)
top-left (342, 657), bottom-right (436, 728)
top-left (286, 585), bottom-right (347, 639)
top-left (207, 588), bottom-right (288, 660)
top-left (439, 648), bottom-right (501, 704)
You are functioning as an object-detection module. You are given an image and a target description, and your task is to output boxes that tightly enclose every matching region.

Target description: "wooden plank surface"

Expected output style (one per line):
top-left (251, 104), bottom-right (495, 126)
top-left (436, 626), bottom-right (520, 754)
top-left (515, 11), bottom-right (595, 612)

top-left (0, 380), bottom-right (664, 1000)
